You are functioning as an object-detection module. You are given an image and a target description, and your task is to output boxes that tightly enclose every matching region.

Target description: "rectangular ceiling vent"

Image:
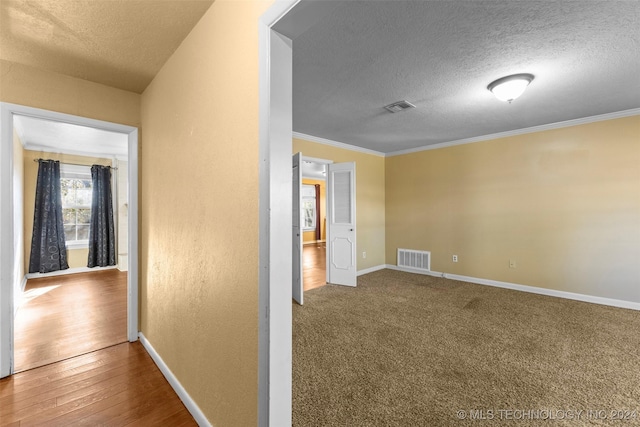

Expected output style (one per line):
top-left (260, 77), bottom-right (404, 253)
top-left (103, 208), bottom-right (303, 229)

top-left (384, 100), bottom-right (416, 113)
top-left (397, 248), bottom-right (431, 272)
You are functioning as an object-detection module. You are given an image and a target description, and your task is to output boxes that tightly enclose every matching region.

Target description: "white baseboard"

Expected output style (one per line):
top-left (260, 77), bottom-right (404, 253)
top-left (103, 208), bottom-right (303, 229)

top-left (444, 273), bottom-right (640, 311)
top-left (138, 333), bottom-right (211, 427)
top-left (385, 265), bottom-right (640, 311)
top-left (25, 265), bottom-right (117, 280)
top-left (357, 264), bottom-right (387, 276)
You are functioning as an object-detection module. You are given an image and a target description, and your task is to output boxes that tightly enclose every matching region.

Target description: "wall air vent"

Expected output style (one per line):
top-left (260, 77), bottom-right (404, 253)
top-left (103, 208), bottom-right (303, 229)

top-left (397, 248), bottom-right (431, 272)
top-left (384, 100), bottom-right (416, 113)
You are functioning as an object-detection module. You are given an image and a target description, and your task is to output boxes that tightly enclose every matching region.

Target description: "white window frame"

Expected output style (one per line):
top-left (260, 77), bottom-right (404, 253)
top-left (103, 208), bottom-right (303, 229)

top-left (60, 164), bottom-right (92, 249)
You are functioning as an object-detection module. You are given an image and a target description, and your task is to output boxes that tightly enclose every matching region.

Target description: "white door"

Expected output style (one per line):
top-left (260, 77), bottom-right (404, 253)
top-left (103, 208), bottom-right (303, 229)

top-left (326, 162), bottom-right (356, 287)
top-left (292, 153), bottom-right (303, 304)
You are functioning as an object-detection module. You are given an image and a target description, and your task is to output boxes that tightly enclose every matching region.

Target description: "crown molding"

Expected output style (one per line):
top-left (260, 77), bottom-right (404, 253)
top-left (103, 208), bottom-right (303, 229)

top-left (386, 108), bottom-right (640, 157)
top-left (294, 108), bottom-right (640, 159)
top-left (293, 131), bottom-right (385, 157)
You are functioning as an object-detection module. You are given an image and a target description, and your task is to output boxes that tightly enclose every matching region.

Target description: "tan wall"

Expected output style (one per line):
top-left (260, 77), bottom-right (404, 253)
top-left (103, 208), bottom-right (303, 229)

top-left (386, 116), bottom-right (640, 303)
top-left (0, 60), bottom-right (140, 127)
top-left (293, 138), bottom-right (386, 271)
top-left (139, 1), bottom-right (271, 424)
top-left (23, 150), bottom-right (111, 271)
top-left (302, 178), bottom-right (326, 243)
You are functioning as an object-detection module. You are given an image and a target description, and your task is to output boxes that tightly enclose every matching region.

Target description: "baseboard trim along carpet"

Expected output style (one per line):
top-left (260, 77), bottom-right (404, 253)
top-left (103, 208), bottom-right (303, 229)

top-left (138, 332), bottom-right (210, 427)
top-left (381, 264), bottom-right (640, 311)
top-left (357, 265), bottom-right (387, 276)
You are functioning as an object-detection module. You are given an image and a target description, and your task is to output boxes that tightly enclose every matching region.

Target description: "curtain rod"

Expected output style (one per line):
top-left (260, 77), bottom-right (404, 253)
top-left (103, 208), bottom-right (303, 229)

top-left (33, 158), bottom-right (118, 170)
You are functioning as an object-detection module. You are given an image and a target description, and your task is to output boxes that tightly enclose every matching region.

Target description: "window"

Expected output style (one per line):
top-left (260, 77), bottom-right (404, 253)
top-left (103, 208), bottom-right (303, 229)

top-left (60, 165), bottom-right (92, 247)
top-left (301, 184), bottom-right (316, 230)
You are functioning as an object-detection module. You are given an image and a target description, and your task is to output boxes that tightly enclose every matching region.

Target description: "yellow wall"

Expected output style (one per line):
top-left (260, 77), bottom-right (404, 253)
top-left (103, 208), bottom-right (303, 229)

top-left (23, 150), bottom-right (112, 271)
top-left (302, 178), bottom-right (326, 243)
top-left (386, 116), bottom-right (640, 303)
top-left (293, 137), bottom-right (386, 271)
top-left (0, 60), bottom-right (140, 127)
top-left (139, 1), bottom-right (271, 424)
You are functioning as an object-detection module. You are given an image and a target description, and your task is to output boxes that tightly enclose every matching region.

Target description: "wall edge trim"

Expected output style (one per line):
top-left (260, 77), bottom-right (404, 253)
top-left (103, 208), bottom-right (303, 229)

top-left (293, 131), bottom-right (385, 157)
top-left (444, 273), bottom-right (640, 311)
top-left (385, 108), bottom-right (640, 157)
top-left (20, 276), bottom-right (27, 292)
top-left (386, 265), bottom-right (640, 311)
top-left (138, 333), bottom-right (211, 427)
top-left (357, 264), bottom-right (386, 276)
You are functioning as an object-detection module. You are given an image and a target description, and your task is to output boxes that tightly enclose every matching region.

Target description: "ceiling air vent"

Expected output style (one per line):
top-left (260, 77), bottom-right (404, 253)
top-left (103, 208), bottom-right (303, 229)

top-left (384, 100), bottom-right (416, 113)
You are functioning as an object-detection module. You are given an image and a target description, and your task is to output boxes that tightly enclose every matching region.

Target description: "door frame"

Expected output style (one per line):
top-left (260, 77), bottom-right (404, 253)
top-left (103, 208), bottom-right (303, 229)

top-left (300, 155), bottom-right (332, 284)
top-left (259, 1), bottom-right (343, 424)
top-left (0, 102), bottom-right (139, 377)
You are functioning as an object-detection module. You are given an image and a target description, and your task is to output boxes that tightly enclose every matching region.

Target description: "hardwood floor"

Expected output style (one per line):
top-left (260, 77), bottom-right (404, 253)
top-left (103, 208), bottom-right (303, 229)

top-left (0, 341), bottom-right (197, 426)
top-left (303, 243), bottom-right (326, 291)
top-left (14, 270), bottom-right (128, 372)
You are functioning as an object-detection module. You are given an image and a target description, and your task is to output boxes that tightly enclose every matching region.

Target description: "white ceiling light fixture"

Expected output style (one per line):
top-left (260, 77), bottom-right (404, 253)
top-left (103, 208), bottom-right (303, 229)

top-left (487, 73), bottom-right (534, 103)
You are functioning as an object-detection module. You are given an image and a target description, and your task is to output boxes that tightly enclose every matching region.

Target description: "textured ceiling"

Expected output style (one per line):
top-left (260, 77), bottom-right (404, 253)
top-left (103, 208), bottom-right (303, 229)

top-left (0, 0), bottom-right (214, 93)
top-left (14, 114), bottom-right (128, 158)
top-left (290, 1), bottom-right (640, 154)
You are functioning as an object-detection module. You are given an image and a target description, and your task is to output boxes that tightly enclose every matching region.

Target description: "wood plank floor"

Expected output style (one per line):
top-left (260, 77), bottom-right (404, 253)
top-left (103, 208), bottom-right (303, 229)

top-left (0, 341), bottom-right (197, 426)
top-left (14, 270), bottom-right (128, 372)
top-left (303, 243), bottom-right (326, 291)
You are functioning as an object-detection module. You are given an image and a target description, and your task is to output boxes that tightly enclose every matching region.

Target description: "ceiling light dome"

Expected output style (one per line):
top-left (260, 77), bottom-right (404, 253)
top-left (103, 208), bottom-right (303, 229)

top-left (487, 73), bottom-right (534, 103)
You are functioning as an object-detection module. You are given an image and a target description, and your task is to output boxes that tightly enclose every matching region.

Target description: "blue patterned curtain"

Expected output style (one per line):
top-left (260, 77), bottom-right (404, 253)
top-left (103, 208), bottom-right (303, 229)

top-left (28, 160), bottom-right (69, 273)
top-left (87, 165), bottom-right (116, 267)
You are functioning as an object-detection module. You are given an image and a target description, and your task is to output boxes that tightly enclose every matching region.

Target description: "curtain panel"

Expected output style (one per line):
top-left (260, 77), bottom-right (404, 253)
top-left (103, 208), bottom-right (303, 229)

top-left (87, 165), bottom-right (116, 267)
top-left (28, 160), bottom-right (69, 273)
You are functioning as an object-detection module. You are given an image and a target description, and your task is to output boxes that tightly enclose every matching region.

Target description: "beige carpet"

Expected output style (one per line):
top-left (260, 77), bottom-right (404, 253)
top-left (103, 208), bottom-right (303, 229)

top-left (293, 269), bottom-right (640, 426)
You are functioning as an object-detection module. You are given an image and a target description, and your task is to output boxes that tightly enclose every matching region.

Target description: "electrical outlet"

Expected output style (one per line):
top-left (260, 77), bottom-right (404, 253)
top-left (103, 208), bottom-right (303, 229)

top-left (362, 251), bottom-right (366, 259)
top-left (452, 255), bottom-right (458, 262)
top-left (509, 260), bottom-right (516, 268)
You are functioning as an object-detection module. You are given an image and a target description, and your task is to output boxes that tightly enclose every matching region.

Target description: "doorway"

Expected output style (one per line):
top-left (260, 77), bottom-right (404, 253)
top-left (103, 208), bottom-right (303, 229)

top-left (301, 159), bottom-right (328, 291)
top-left (0, 102), bottom-right (139, 378)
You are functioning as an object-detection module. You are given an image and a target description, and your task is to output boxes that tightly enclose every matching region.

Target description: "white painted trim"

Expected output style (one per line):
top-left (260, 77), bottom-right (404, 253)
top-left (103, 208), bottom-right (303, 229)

top-left (20, 276), bottom-right (27, 293)
top-left (258, 2), bottom-right (299, 425)
top-left (0, 103), bottom-right (16, 378)
top-left (25, 266), bottom-right (117, 280)
top-left (386, 108), bottom-right (640, 157)
top-left (357, 264), bottom-right (386, 276)
top-left (384, 265), bottom-right (640, 311)
top-left (127, 127), bottom-right (139, 343)
top-left (444, 273), bottom-right (640, 311)
top-left (0, 102), bottom-right (139, 378)
top-left (293, 131), bottom-right (385, 157)
top-left (385, 264), bottom-right (445, 278)
top-left (138, 333), bottom-right (210, 427)
top-left (294, 109), bottom-right (640, 158)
